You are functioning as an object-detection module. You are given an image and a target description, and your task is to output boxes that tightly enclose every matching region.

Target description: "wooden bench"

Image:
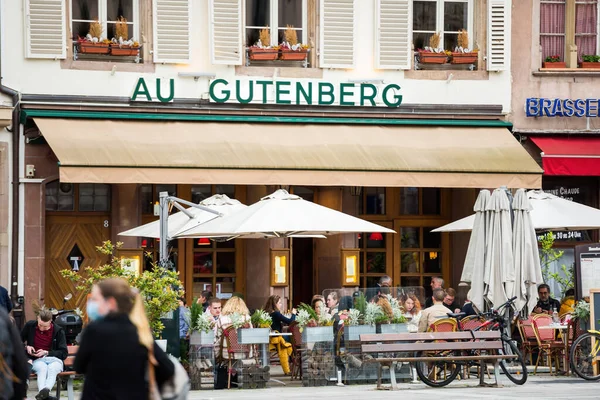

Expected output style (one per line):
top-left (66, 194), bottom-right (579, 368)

top-left (30, 345), bottom-right (79, 400)
top-left (360, 331), bottom-right (516, 390)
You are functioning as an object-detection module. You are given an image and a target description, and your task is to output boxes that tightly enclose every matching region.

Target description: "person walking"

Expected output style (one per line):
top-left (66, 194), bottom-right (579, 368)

top-left (0, 307), bottom-right (29, 400)
top-left (74, 278), bottom-right (175, 400)
top-left (0, 284), bottom-right (12, 313)
top-left (21, 308), bottom-right (67, 400)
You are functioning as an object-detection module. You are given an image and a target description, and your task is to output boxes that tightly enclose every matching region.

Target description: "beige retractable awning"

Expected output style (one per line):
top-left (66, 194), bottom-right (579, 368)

top-left (34, 118), bottom-right (542, 188)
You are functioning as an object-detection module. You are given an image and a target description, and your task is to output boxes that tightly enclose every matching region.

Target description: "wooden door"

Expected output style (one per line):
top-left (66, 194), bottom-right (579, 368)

top-left (45, 215), bottom-right (111, 312)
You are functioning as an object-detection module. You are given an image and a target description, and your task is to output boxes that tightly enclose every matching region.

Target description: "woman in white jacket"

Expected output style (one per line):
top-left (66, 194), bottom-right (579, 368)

top-left (402, 294), bottom-right (422, 333)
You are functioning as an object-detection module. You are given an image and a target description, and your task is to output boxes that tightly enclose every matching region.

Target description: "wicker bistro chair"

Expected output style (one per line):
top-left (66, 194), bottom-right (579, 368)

top-left (531, 314), bottom-right (564, 375)
top-left (459, 316), bottom-right (487, 332)
top-left (289, 322), bottom-right (303, 380)
top-left (517, 317), bottom-right (539, 365)
top-left (428, 318), bottom-right (459, 333)
top-left (221, 325), bottom-right (253, 388)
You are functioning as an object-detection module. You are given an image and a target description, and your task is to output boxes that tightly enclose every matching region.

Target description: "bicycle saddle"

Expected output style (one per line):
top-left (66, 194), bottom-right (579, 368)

top-left (446, 312), bottom-right (466, 319)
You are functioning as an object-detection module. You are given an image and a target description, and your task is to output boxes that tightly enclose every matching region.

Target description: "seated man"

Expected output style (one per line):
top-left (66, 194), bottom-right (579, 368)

top-left (533, 283), bottom-right (561, 315)
top-left (418, 289), bottom-right (450, 332)
top-left (21, 309), bottom-right (67, 400)
top-left (442, 288), bottom-right (461, 313)
top-left (204, 297), bottom-right (222, 329)
top-left (424, 277), bottom-right (444, 308)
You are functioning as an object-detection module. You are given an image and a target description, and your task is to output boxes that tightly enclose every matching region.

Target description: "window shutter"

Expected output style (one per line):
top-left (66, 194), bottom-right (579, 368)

top-left (209, 0), bottom-right (242, 65)
top-left (375, 0), bottom-right (411, 70)
top-left (24, 0), bottom-right (66, 59)
top-left (487, 0), bottom-right (509, 71)
top-left (153, 0), bottom-right (191, 64)
top-left (320, 0), bottom-right (356, 68)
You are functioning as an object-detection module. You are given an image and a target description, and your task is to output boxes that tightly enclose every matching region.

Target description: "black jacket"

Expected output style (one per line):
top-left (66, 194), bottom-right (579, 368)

top-left (0, 308), bottom-right (29, 400)
top-left (74, 313), bottom-right (174, 400)
top-left (270, 311), bottom-right (295, 333)
top-left (0, 285), bottom-right (11, 313)
top-left (20, 320), bottom-right (68, 361)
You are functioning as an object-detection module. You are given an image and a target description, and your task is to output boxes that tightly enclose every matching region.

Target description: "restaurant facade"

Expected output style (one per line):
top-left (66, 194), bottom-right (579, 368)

top-left (511, 0), bottom-right (600, 296)
top-left (0, 0), bottom-right (543, 321)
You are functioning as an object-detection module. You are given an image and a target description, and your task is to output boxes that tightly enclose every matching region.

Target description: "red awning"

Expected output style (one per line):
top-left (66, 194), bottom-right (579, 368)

top-left (530, 137), bottom-right (600, 176)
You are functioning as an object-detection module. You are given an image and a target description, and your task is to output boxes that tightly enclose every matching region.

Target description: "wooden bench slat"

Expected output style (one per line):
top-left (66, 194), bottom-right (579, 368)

top-left (359, 331), bottom-right (501, 342)
top-left (362, 340), bottom-right (503, 353)
top-left (363, 354), bottom-right (516, 363)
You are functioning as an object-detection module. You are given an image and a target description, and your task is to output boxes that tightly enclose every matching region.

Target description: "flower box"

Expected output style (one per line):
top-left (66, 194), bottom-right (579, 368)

top-left (579, 62), bottom-right (600, 69)
top-left (190, 330), bottom-right (214, 346)
top-left (280, 50), bottom-right (308, 61)
top-left (418, 51), bottom-right (448, 64)
top-left (345, 324), bottom-right (376, 341)
top-left (237, 327), bottom-right (270, 344)
top-left (110, 44), bottom-right (140, 56)
top-left (378, 323), bottom-right (409, 334)
top-left (451, 52), bottom-right (478, 64)
top-left (542, 62), bottom-right (566, 68)
top-left (249, 48), bottom-right (279, 61)
top-left (78, 42), bottom-right (110, 55)
top-left (302, 326), bottom-right (334, 343)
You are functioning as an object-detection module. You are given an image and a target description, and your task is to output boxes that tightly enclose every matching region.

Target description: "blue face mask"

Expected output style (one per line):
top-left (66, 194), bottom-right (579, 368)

top-left (87, 300), bottom-right (102, 321)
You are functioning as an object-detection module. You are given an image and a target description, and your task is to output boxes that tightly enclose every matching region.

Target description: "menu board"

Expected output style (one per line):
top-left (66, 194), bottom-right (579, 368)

top-left (575, 244), bottom-right (600, 299)
top-left (591, 289), bottom-right (600, 333)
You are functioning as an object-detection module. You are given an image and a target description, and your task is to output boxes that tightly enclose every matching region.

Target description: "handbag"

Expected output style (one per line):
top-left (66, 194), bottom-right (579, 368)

top-left (149, 355), bottom-right (190, 400)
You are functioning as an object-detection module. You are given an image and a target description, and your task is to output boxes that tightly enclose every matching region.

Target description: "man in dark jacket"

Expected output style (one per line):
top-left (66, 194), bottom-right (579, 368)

top-left (0, 307), bottom-right (29, 400)
top-left (21, 309), bottom-right (67, 400)
top-left (0, 284), bottom-right (12, 313)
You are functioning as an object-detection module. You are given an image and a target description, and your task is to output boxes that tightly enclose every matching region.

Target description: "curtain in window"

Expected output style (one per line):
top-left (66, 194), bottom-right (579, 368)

top-left (540, 0), bottom-right (566, 61)
top-left (575, 0), bottom-right (598, 60)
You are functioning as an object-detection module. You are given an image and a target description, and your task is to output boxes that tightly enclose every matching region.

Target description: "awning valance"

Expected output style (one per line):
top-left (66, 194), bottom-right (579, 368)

top-left (34, 118), bottom-right (542, 188)
top-left (530, 137), bottom-right (600, 176)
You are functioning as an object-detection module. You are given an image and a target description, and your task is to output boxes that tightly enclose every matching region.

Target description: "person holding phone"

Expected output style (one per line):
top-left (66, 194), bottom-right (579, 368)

top-left (21, 308), bottom-right (67, 400)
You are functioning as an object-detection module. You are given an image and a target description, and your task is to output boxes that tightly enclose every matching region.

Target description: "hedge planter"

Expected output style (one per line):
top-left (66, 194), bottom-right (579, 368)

top-left (579, 62), bottom-right (600, 69)
top-left (451, 52), bottom-right (478, 64)
top-left (378, 323), bottom-right (409, 334)
top-left (345, 324), bottom-right (376, 341)
top-left (78, 42), bottom-right (110, 55)
top-left (249, 48), bottom-right (279, 61)
top-left (418, 51), bottom-right (448, 64)
top-left (238, 327), bottom-right (270, 344)
top-left (190, 330), bottom-right (214, 346)
top-left (302, 326), bottom-right (334, 343)
top-left (542, 62), bottom-right (567, 68)
top-left (280, 50), bottom-right (308, 61)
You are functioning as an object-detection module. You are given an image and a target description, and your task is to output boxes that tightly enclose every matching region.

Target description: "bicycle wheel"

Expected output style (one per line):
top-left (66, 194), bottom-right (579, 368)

top-left (571, 332), bottom-right (600, 381)
top-left (498, 336), bottom-right (527, 385)
top-left (415, 350), bottom-right (460, 387)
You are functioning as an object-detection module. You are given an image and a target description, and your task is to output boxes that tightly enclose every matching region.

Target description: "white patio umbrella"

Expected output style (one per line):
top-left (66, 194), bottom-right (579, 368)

top-left (119, 194), bottom-right (246, 239)
top-left (461, 190), bottom-right (490, 312)
top-left (433, 189), bottom-right (600, 232)
top-left (175, 189), bottom-right (395, 238)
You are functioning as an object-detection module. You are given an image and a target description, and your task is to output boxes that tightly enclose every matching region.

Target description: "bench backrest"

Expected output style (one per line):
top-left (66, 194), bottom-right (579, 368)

top-left (64, 345), bottom-right (78, 368)
top-left (360, 331), bottom-right (503, 353)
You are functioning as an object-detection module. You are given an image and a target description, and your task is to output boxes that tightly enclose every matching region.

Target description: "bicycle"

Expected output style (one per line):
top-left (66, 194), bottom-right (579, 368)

top-left (415, 296), bottom-right (528, 387)
top-left (570, 328), bottom-right (600, 380)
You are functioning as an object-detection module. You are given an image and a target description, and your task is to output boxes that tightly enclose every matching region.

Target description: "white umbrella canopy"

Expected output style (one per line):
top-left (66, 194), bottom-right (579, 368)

top-left (119, 194), bottom-right (246, 239)
top-left (433, 189), bottom-right (600, 232)
top-left (175, 189), bottom-right (395, 238)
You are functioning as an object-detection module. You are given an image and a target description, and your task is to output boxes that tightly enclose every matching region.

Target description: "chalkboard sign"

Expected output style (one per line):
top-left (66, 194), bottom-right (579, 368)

top-left (575, 243), bottom-right (600, 300)
top-left (590, 289), bottom-right (600, 333)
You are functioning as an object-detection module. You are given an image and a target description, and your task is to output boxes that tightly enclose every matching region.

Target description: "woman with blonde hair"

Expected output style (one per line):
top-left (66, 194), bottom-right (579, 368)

top-left (214, 296), bottom-right (252, 367)
top-left (402, 293), bottom-right (422, 333)
top-left (74, 278), bottom-right (174, 400)
top-left (263, 295), bottom-right (295, 375)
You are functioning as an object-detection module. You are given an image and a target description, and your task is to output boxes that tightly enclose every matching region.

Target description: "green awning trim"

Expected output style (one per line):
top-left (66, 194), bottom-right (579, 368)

top-left (21, 109), bottom-right (512, 128)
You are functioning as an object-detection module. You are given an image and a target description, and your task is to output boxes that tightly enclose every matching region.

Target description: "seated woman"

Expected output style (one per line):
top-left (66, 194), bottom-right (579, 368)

top-left (264, 295), bottom-right (296, 375)
top-left (560, 288), bottom-right (576, 318)
top-left (311, 296), bottom-right (325, 316)
top-left (214, 296), bottom-right (253, 369)
top-left (402, 293), bottom-right (422, 333)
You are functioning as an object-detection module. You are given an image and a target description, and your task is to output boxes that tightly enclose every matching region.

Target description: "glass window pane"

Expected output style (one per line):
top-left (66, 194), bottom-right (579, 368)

top-left (401, 252), bottom-right (420, 273)
top-left (80, 183), bottom-right (94, 196)
top-left (423, 228), bottom-right (441, 248)
top-left (216, 239), bottom-right (235, 249)
top-left (107, 24), bottom-right (134, 40)
top-left (45, 181), bottom-right (58, 211)
top-left (216, 252), bottom-right (235, 274)
top-left (193, 252), bottom-right (213, 274)
top-left (72, 22), bottom-right (91, 40)
top-left (423, 276), bottom-right (434, 300)
top-left (216, 277), bottom-right (235, 299)
top-left (413, 1), bottom-right (437, 31)
top-left (423, 251), bottom-right (441, 273)
top-left (401, 276), bottom-right (421, 288)
top-left (292, 186), bottom-right (314, 201)
top-left (141, 185), bottom-right (153, 214)
top-left (246, 0), bottom-right (270, 27)
top-left (79, 195), bottom-right (94, 211)
top-left (191, 185), bottom-right (211, 204)
top-left (400, 188), bottom-right (419, 215)
top-left (72, 0), bottom-right (98, 21)
top-left (278, 28), bottom-right (303, 45)
top-left (422, 188), bottom-right (441, 215)
top-left (107, 0), bottom-right (134, 22)
top-left (400, 227), bottom-right (419, 248)
top-left (94, 195), bottom-right (110, 212)
top-left (364, 187), bottom-right (385, 215)
top-left (444, 2), bottom-right (468, 32)
top-left (365, 276), bottom-right (381, 290)
top-left (94, 184), bottom-right (110, 196)
top-left (58, 195), bottom-right (74, 211)
top-left (413, 32), bottom-right (433, 50)
top-left (215, 185), bottom-right (236, 199)
top-left (193, 278), bottom-right (213, 300)
top-left (157, 184), bottom-right (176, 198)
top-left (59, 183), bottom-right (74, 195)
top-left (278, 0), bottom-right (302, 28)
top-left (365, 252), bottom-right (386, 274)
top-left (444, 33), bottom-right (459, 52)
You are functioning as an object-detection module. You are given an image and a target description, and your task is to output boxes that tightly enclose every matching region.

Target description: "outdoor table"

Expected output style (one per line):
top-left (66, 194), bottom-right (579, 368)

top-left (538, 323), bottom-right (569, 374)
top-left (262, 332), bottom-right (293, 386)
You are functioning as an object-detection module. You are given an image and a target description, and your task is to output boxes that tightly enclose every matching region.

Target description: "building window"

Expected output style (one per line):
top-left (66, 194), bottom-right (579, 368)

top-left (399, 227), bottom-right (442, 299)
top-left (358, 187), bottom-right (386, 215)
top-left (140, 184), bottom-right (177, 214)
top-left (540, 0), bottom-right (598, 63)
top-left (71, 0), bottom-right (140, 61)
top-left (192, 236), bottom-right (236, 300)
top-left (413, 0), bottom-right (473, 51)
top-left (359, 231), bottom-right (389, 289)
top-left (399, 188), bottom-right (441, 215)
top-left (191, 185), bottom-right (235, 204)
top-left (46, 182), bottom-right (111, 212)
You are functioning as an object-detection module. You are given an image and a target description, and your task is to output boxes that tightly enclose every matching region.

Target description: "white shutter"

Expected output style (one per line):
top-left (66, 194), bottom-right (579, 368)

top-left (153, 0), bottom-right (191, 64)
top-left (487, 0), bottom-right (509, 71)
top-left (24, 0), bottom-right (66, 59)
top-left (320, 0), bottom-right (356, 69)
top-left (209, 0), bottom-right (242, 65)
top-left (375, 0), bottom-right (411, 70)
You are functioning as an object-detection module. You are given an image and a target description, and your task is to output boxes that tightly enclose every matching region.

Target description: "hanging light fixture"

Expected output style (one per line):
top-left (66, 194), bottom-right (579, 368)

top-left (141, 239), bottom-right (148, 248)
top-left (369, 232), bottom-right (383, 241)
top-left (197, 238), bottom-right (211, 246)
top-left (429, 251), bottom-right (438, 260)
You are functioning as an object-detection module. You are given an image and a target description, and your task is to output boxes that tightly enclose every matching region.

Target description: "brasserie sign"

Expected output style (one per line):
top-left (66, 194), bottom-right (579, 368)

top-left (526, 97), bottom-right (600, 117)
top-left (131, 77), bottom-right (403, 107)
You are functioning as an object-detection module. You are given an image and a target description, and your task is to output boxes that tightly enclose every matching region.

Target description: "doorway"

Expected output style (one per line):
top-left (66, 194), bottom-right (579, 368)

top-left (292, 237), bottom-right (314, 306)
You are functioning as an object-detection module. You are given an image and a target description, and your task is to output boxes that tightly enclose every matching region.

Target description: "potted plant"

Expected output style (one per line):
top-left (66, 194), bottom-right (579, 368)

top-left (418, 32), bottom-right (448, 64)
top-left (189, 303), bottom-right (215, 346)
top-left (451, 30), bottom-right (478, 65)
top-left (580, 54), bottom-right (600, 69)
top-left (379, 295), bottom-right (408, 334)
top-left (250, 309), bottom-right (273, 328)
top-left (248, 28), bottom-right (279, 61)
top-left (573, 299), bottom-right (590, 330)
top-left (542, 55), bottom-right (566, 69)
top-left (77, 20), bottom-right (110, 55)
top-left (279, 25), bottom-right (309, 61)
top-left (235, 312), bottom-right (269, 344)
top-left (298, 303), bottom-right (334, 342)
top-left (110, 16), bottom-right (141, 56)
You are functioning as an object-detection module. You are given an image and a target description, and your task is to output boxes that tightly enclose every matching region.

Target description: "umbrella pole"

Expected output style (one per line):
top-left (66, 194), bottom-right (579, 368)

top-left (159, 191), bottom-right (170, 269)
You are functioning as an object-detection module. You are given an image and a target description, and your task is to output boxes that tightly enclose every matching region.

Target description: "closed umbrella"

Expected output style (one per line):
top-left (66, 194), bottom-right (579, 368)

top-left (461, 190), bottom-right (490, 312)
